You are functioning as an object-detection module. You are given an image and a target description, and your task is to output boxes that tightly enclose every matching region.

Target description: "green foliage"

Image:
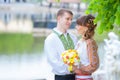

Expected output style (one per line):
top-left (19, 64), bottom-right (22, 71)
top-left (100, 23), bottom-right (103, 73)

top-left (86, 0), bottom-right (120, 34)
top-left (82, 0), bottom-right (91, 3)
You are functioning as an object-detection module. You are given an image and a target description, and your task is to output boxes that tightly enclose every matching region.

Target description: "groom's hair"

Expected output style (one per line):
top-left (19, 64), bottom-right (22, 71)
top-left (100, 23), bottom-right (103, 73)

top-left (57, 9), bottom-right (73, 17)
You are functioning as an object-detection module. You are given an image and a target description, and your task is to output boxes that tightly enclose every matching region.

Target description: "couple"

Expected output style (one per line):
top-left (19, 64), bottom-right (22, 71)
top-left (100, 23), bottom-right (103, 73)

top-left (44, 9), bottom-right (99, 80)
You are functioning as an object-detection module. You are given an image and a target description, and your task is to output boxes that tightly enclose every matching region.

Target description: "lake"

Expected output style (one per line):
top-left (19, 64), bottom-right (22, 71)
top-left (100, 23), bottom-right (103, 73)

top-left (0, 33), bottom-right (105, 80)
top-left (0, 34), bottom-right (54, 80)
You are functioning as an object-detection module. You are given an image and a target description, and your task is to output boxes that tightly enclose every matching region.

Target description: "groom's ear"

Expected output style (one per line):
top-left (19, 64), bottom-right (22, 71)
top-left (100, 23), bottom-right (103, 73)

top-left (57, 16), bottom-right (62, 22)
top-left (57, 16), bottom-right (60, 20)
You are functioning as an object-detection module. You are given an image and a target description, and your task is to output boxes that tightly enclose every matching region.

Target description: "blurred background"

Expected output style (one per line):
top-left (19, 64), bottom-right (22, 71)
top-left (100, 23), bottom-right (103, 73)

top-left (0, 0), bottom-right (113, 80)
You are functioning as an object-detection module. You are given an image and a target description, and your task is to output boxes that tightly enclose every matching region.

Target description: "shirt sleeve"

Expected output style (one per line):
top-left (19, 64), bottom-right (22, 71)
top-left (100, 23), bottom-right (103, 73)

top-left (44, 36), bottom-right (69, 74)
top-left (75, 39), bottom-right (99, 74)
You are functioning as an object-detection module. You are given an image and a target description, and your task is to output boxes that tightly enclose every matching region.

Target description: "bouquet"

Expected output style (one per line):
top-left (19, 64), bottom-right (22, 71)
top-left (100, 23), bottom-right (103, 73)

top-left (61, 49), bottom-right (80, 72)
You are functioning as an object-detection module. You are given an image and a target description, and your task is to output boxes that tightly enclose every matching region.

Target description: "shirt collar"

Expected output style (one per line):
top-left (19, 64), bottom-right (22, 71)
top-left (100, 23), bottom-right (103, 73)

top-left (53, 28), bottom-right (69, 36)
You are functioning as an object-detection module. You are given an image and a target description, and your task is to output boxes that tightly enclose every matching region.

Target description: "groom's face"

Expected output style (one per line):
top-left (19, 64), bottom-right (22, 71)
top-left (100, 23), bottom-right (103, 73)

top-left (58, 12), bottom-right (73, 30)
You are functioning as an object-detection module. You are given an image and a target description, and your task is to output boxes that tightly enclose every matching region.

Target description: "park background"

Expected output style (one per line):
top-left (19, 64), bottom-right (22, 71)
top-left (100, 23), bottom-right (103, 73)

top-left (0, 0), bottom-right (120, 80)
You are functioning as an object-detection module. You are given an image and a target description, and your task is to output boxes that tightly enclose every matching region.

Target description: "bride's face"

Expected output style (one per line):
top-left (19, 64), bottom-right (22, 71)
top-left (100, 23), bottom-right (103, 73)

top-left (76, 25), bottom-right (88, 35)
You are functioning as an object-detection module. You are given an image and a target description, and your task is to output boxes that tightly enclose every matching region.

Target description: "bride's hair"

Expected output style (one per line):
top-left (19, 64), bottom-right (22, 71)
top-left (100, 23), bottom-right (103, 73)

top-left (76, 14), bottom-right (97, 40)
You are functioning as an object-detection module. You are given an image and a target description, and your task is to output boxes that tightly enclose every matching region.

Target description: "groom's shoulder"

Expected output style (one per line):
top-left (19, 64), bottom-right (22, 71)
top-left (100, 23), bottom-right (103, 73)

top-left (45, 33), bottom-right (56, 42)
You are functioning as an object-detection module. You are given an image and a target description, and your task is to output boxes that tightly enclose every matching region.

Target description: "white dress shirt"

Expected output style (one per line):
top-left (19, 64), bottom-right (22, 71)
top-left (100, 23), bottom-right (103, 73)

top-left (44, 28), bottom-right (78, 75)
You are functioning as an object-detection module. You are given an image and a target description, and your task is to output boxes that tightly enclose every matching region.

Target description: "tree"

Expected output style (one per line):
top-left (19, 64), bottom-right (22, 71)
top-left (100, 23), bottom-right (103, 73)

top-left (86, 0), bottom-right (120, 34)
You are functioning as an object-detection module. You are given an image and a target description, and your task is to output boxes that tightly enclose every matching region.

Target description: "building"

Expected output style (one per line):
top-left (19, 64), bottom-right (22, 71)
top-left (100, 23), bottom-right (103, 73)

top-left (48, 0), bottom-right (80, 3)
top-left (0, 0), bottom-right (34, 33)
top-left (0, 0), bottom-right (29, 3)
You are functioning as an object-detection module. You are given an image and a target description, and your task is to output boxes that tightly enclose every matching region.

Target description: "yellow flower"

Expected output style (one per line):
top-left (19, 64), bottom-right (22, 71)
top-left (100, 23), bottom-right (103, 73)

top-left (61, 49), bottom-right (80, 72)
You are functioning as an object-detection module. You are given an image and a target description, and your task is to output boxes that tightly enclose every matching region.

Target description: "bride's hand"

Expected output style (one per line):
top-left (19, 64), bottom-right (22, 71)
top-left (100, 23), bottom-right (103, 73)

top-left (72, 65), bottom-right (77, 72)
top-left (72, 65), bottom-right (83, 74)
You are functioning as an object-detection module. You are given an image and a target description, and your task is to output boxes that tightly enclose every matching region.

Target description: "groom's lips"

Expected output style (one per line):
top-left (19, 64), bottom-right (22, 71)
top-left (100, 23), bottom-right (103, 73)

top-left (66, 23), bottom-right (71, 26)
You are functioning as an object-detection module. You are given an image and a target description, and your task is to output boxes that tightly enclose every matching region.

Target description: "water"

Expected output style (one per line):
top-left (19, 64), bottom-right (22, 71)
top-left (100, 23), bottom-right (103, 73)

top-left (0, 35), bottom-right (53, 80)
top-left (0, 34), bottom-right (105, 80)
top-left (0, 32), bottom-right (105, 80)
top-left (0, 53), bottom-right (54, 80)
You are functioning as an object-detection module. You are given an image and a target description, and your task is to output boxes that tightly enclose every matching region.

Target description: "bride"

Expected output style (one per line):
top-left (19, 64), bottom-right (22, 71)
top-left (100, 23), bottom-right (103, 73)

top-left (73, 14), bottom-right (99, 80)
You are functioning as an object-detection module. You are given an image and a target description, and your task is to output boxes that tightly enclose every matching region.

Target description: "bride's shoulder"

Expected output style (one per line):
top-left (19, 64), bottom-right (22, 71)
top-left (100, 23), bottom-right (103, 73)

top-left (86, 38), bottom-right (95, 42)
top-left (86, 39), bottom-right (97, 47)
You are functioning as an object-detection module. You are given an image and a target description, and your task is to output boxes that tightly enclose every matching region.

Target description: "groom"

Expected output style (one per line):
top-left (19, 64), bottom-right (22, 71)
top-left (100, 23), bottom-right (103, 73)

top-left (44, 9), bottom-right (77, 80)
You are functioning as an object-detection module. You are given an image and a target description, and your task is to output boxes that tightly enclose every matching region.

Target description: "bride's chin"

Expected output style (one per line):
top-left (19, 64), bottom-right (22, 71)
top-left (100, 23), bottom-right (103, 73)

top-left (78, 32), bottom-right (82, 35)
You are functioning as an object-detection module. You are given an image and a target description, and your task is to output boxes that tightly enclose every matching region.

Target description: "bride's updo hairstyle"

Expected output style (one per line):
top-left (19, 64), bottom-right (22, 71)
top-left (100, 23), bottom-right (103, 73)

top-left (76, 14), bottom-right (97, 40)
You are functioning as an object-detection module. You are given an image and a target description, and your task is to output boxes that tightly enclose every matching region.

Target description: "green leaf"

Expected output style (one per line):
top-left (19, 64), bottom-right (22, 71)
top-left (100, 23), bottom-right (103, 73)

top-left (85, 10), bottom-right (90, 14)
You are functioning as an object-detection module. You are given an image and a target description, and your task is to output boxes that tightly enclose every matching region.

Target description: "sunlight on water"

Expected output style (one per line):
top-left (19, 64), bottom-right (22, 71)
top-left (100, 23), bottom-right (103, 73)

top-left (0, 53), bottom-right (54, 80)
top-left (0, 34), bottom-right (54, 80)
